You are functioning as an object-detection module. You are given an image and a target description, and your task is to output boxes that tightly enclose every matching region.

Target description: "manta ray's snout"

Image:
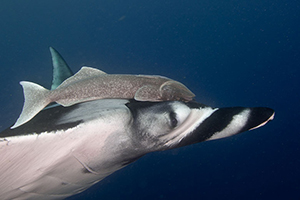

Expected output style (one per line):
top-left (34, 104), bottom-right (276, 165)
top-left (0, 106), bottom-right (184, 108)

top-left (247, 107), bottom-right (275, 131)
top-left (172, 104), bottom-right (275, 148)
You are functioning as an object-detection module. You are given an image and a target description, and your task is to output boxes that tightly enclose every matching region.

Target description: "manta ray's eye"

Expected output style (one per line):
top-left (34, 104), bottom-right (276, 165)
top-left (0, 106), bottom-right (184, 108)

top-left (169, 111), bottom-right (178, 128)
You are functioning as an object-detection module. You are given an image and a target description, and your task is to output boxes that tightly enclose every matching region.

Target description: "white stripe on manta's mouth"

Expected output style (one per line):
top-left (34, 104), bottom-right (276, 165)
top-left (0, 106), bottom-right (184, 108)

top-left (207, 109), bottom-right (250, 141)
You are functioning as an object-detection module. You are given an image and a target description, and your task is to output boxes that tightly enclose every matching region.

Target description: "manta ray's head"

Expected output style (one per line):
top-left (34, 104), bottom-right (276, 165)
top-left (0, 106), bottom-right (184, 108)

top-left (126, 101), bottom-right (274, 152)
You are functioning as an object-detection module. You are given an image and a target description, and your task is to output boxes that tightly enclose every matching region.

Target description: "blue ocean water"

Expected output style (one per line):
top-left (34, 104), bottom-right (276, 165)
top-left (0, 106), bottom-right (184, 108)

top-left (0, 0), bottom-right (299, 199)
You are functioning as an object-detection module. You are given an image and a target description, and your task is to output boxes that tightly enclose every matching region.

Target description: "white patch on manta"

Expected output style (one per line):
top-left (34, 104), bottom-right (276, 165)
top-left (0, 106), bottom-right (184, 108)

top-left (163, 107), bottom-right (218, 147)
top-left (208, 109), bottom-right (250, 141)
top-left (171, 102), bottom-right (191, 125)
top-left (0, 128), bottom-right (80, 199)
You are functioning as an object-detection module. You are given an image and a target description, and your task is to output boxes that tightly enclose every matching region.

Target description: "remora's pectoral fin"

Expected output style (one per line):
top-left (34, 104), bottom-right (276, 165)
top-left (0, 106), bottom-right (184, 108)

top-left (57, 67), bottom-right (106, 89)
top-left (11, 81), bottom-right (51, 129)
top-left (49, 47), bottom-right (74, 90)
top-left (134, 85), bottom-right (161, 101)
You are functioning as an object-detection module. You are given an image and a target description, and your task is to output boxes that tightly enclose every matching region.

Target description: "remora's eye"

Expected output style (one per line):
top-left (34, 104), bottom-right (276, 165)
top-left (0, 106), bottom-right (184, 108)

top-left (169, 111), bottom-right (178, 128)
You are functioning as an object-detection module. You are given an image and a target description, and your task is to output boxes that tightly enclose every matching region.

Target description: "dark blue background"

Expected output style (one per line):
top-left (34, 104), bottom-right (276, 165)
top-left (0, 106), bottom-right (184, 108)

top-left (0, 1), bottom-right (299, 199)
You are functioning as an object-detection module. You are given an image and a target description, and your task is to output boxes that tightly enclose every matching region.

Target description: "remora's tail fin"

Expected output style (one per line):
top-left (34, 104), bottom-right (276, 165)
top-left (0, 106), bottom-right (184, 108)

top-left (49, 47), bottom-right (73, 90)
top-left (11, 81), bottom-right (51, 129)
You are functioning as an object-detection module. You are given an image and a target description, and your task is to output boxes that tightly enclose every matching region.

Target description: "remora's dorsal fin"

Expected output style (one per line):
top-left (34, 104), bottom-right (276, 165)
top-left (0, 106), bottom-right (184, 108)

top-left (11, 81), bottom-right (51, 129)
top-left (57, 66), bottom-right (106, 89)
top-left (49, 47), bottom-right (74, 90)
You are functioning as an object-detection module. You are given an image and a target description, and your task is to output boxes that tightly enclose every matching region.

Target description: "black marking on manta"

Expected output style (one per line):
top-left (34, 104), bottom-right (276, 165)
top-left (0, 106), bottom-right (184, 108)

top-left (0, 104), bottom-right (82, 137)
top-left (176, 106), bottom-right (275, 148)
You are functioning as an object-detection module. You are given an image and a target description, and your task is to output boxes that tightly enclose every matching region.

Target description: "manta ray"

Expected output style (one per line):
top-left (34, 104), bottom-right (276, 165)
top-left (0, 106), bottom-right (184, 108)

top-left (0, 48), bottom-right (274, 199)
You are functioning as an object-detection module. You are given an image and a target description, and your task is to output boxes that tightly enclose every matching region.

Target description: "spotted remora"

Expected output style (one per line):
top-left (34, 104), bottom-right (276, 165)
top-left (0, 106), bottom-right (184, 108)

top-left (11, 57), bottom-right (195, 129)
